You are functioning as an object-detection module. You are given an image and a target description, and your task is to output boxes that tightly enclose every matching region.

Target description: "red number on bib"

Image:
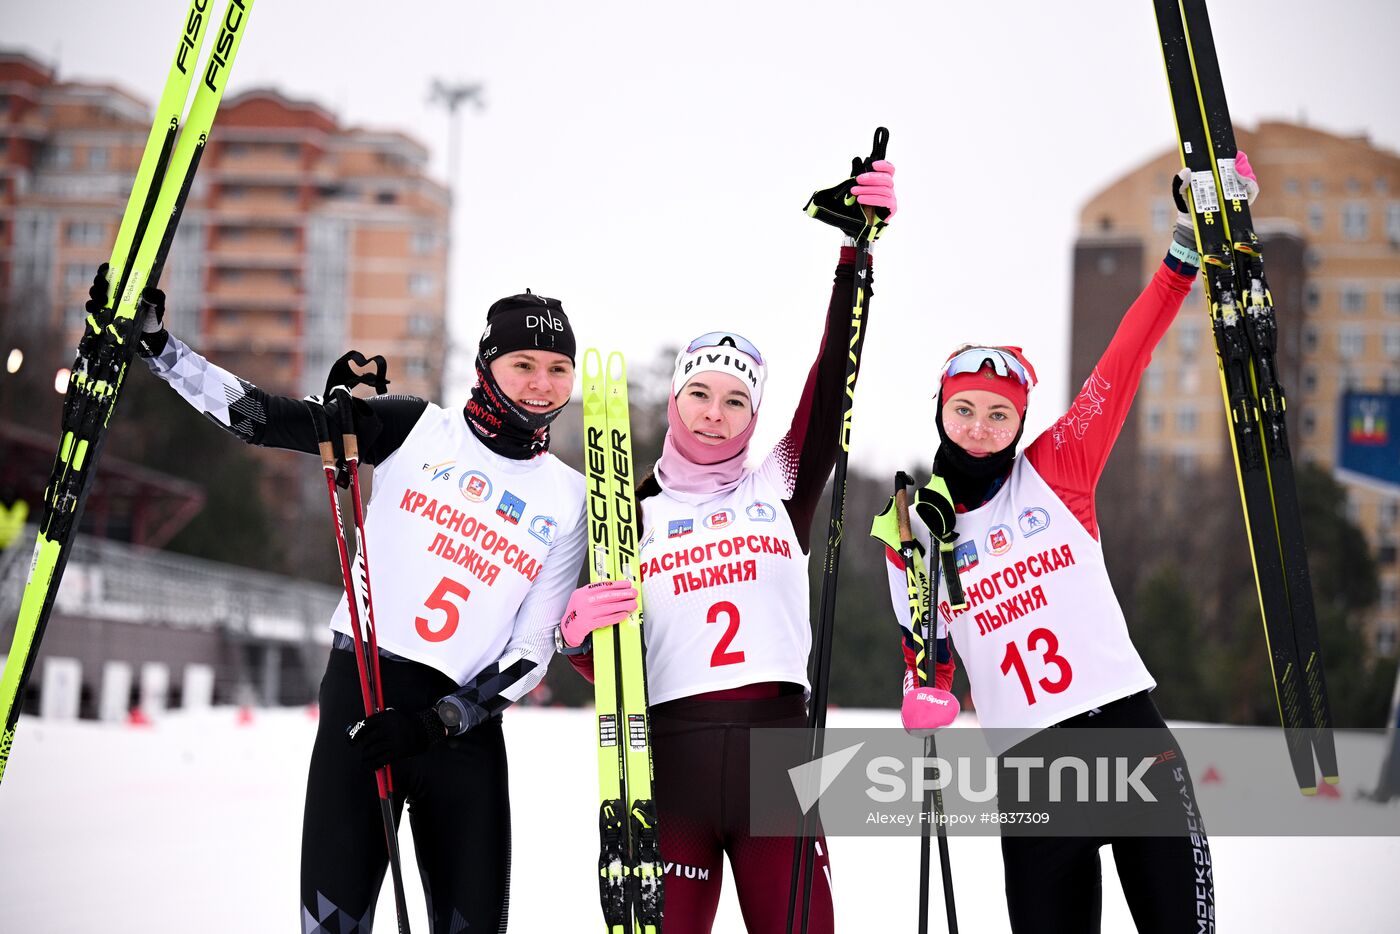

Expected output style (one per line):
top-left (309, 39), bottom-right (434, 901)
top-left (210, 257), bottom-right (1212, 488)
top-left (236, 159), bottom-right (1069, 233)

top-left (416, 576), bottom-right (472, 643)
top-left (707, 601), bottom-right (746, 667)
top-left (999, 627), bottom-right (1073, 706)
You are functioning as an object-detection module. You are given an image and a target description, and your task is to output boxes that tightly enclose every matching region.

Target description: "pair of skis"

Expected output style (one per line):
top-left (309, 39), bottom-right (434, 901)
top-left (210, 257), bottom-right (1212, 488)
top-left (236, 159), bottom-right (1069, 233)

top-left (1153, 0), bottom-right (1337, 795)
top-left (582, 350), bottom-right (662, 934)
top-left (0, 0), bottom-right (255, 785)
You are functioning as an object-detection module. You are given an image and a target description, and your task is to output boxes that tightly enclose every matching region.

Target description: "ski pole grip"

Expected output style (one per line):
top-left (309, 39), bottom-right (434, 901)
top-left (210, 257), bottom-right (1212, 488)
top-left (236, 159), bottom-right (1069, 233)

top-left (307, 400), bottom-right (337, 468)
top-left (894, 472), bottom-right (913, 543)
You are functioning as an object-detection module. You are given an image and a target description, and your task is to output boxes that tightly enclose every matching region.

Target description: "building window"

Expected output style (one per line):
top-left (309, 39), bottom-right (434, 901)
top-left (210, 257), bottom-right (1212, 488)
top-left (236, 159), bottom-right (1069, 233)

top-left (1382, 499), bottom-right (1399, 529)
top-left (1385, 328), bottom-right (1400, 359)
top-left (1339, 327), bottom-right (1365, 359)
top-left (1385, 370), bottom-right (1400, 393)
top-left (1381, 581), bottom-right (1398, 613)
top-left (1310, 178), bottom-right (1326, 195)
top-left (223, 185), bottom-right (246, 199)
top-left (1342, 285), bottom-right (1366, 314)
top-left (1346, 177), bottom-right (1362, 195)
top-left (1308, 203), bottom-right (1325, 231)
top-left (1144, 368), bottom-right (1166, 394)
top-left (1340, 368), bottom-right (1364, 391)
top-left (1176, 406), bottom-right (1199, 433)
top-left (408, 314), bottom-right (436, 337)
top-left (1150, 200), bottom-right (1171, 233)
top-left (411, 230), bottom-right (437, 255)
top-left (1385, 286), bottom-right (1400, 316)
top-left (1387, 203), bottom-right (1400, 242)
top-left (1284, 177), bottom-right (1300, 195)
top-left (1302, 410), bottom-right (1317, 436)
top-left (1303, 325), bottom-right (1319, 352)
top-left (405, 358), bottom-right (430, 379)
top-left (89, 147), bottom-right (108, 170)
top-left (1178, 321), bottom-right (1202, 355)
top-left (1305, 283), bottom-right (1321, 311)
top-left (1302, 368), bottom-right (1318, 394)
top-left (64, 264), bottom-right (89, 289)
top-left (409, 273), bottom-right (435, 297)
top-left (64, 221), bottom-right (104, 245)
top-left (1097, 253), bottom-right (1118, 276)
top-left (1377, 178), bottom-right (1391, 196)
top-left (1146, 407), bottom-right (1164, 433)
top-left (1342, 202), bottom-right (1369, 240)
top-left (376, 190), bottom-right (397, 204)
top-left (1377, 625), bottom-right (1397, 657)
top-left (1174, 450), bottom-right (1197, 475)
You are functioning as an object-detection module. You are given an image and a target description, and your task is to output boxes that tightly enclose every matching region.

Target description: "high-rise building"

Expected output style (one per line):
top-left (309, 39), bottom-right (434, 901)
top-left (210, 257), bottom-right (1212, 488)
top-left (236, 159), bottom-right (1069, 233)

top-left (1072, 120), bottom-right (1400, 657)
top-left (0, 49), bottom-right (450, 402)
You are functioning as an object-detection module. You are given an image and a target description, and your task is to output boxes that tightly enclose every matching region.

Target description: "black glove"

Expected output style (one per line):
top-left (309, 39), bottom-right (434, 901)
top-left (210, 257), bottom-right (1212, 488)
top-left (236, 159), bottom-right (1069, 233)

top-left (803, 127), bottom-right (892, 243)
top-left (346, 707), bottom-right (446, 770)
top-left (913, 477), bottom-right (957, 546)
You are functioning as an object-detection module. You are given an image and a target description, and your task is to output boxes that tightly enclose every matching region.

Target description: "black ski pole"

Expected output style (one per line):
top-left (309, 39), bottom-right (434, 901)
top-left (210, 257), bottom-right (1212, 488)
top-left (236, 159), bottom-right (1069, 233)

top-left (786, 126), bottom-right (889, 934)
top-left (893, 472), bottom-right (959, 934)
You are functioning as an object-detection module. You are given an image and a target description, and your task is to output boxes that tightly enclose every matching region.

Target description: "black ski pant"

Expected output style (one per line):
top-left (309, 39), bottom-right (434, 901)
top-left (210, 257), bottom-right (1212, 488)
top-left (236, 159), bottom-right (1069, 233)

top-left (999, 691), bottom-right (1215, 934)
top-left (300, 647), bottom-right (511, 933)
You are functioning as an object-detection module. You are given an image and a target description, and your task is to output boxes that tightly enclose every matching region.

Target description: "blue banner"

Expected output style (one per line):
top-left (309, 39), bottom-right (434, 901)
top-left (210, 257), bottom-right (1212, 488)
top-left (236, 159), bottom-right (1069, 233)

top-left (1337, 392), bottom-right (1400, 492)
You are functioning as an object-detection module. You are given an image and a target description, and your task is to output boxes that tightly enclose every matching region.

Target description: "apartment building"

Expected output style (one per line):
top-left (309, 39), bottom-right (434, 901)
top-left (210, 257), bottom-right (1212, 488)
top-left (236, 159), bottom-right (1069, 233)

top-left (1072, 120), bottom-right (1400, 656)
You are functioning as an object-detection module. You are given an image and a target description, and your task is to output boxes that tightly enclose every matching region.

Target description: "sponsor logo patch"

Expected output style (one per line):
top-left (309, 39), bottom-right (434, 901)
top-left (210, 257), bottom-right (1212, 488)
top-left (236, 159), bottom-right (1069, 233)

top-left (1017, 507), bottom-right (1050, 537)
top-left (529, 515), bottom-right (559, 545)
top-left (954, 540), bottom-right (979, 574)
top-left (986, 524), bottom-right (1013, 557)
top-left (668, 519), bottom-right (693, 539)
top-left (458, 470), bottom-right (492, 503)
top-left (496, 491), bottom-right (525, 525)
top-left (746, 501), bottom-right (777, 522)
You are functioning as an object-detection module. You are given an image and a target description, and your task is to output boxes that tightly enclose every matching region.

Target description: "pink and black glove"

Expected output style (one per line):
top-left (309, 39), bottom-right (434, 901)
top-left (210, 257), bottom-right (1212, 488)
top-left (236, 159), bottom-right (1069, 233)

top-left (556, 579), bottom-right (638, 654)
top-left (1172, 149), bottom-right (1259, 242)
top-left (851, 160), bottom-right (897, 221)
top-left (901, 683), bottom-right (960, 737)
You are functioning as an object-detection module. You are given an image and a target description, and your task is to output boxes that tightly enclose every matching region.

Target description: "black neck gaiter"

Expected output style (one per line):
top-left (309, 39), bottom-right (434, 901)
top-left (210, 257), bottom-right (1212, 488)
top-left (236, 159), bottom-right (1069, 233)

top-left (933, 401), bottom-right (1023, 510)
top-left (464, 356), bottom-right (566, 460)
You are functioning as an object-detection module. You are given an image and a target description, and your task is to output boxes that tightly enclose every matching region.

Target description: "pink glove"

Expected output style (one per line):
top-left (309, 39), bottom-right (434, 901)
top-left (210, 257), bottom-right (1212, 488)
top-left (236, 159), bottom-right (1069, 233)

top-left (1233, 150), bottom-right (1259, 204)
top-left (851, 159), bottom-right (897, 219)
top-left (901, 685), bottom-right (959, 736)
top-left (559, 580), bottom-right (638, 648)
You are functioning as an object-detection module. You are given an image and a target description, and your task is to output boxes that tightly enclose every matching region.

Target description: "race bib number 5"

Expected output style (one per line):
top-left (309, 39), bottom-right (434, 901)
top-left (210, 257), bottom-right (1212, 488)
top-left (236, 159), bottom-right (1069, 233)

top-left (416, 576), bottom-right (472, 642)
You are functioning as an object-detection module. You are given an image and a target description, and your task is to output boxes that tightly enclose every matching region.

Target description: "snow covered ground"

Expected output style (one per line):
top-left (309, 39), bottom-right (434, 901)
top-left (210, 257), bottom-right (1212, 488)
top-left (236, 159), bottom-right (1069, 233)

top-left (1, 706), bottom-right (1396, 932)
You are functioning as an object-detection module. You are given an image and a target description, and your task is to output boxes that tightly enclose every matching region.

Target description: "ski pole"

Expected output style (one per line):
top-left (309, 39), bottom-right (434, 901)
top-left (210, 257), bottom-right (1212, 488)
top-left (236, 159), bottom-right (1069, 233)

top-left (786, 126), bottom-right (889, 934)
top-left (308, 383), bottom-right (411, 934)
top-left (893, 473), bottom-right (958, 934)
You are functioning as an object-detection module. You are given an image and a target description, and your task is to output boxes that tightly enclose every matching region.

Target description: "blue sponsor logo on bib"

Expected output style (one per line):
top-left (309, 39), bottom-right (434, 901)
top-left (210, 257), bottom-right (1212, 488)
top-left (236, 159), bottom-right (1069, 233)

top-left (954, 540), bottom-right (979, 574)
top-left (669, 519), bottom-right (693, 539)
top-left (1017, 507), bottom-right (1050, 537)
top-left (746, 501), bottom-right (776, 522)
top-left (529, 515), bottom-right (559, 545)
top-left (496, 491), bottom-right (525, 525)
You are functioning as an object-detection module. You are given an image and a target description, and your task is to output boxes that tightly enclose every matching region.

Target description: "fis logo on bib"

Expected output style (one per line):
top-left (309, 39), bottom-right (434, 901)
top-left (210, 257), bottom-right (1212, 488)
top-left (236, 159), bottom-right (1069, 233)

top-left (704, 509), bottom-right (736, 530)
top-left (954, 540), bottom-right (979, 574)
top-left (529, 515), bottom-right (559, 545)
top-left (668, 519), bottom-right (693, 539)
top-left (423, 460), bottom-right (455, 482)
top-left (1017, 507), bottom-right (1050, 537)
top-left (459, 470), bottom-right (492, 503)
top-left (746, 501), bottom-right (776, 522)
top-left (496, 491), bottom-right (526, 525)
top-left (986, 524), bottom-right (1013, 557)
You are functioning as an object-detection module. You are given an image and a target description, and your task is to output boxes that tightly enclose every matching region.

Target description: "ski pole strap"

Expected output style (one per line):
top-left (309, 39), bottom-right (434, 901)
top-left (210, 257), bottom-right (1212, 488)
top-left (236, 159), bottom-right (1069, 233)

top-left (325, 349), bottom-right (390, 398)
top-left (914, 475), bottom-right (967, 610)
top-left (803, 126), bottom-right (892, 243)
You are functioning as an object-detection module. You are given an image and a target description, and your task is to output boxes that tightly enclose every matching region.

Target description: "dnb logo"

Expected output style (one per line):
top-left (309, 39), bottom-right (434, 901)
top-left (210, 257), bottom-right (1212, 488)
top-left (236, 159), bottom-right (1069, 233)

top-left (458, 470), bottom-right (493, 503)
top-left (954, 540), bottom-right (979, 574)
top-left (496, 491), bottom-right (526, 525)
top-left (529, 515), bottom-right (559, 546)
top-left (986, 524), bottom-right (1013, 557)
top-left (1017, 507), bottom-right (1051, 537)
top-left (668, 519), bottom-right (693, 539)
top-left (704, 509), bottom-right (736, 530)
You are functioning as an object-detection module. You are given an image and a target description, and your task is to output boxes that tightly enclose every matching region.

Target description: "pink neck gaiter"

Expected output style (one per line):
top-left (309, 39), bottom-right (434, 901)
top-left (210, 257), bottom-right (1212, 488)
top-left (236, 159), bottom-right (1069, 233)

top-left (655, 394), bottom-right (757, 497)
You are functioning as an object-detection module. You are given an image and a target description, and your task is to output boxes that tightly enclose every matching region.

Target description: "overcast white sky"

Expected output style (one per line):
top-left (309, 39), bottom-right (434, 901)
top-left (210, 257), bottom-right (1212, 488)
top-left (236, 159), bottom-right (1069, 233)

top-left (10, 0), bottom-right (1400, 473)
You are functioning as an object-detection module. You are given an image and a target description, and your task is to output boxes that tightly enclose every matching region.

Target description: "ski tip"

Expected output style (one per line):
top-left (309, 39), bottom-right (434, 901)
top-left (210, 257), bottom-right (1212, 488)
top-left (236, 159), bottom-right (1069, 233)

top-left (1323, 774), bottom-right (1341, 785)
top-left (1298, 785), bottom-right (1318, 797)
top-left (606, 350), bottom-right (626, 382)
